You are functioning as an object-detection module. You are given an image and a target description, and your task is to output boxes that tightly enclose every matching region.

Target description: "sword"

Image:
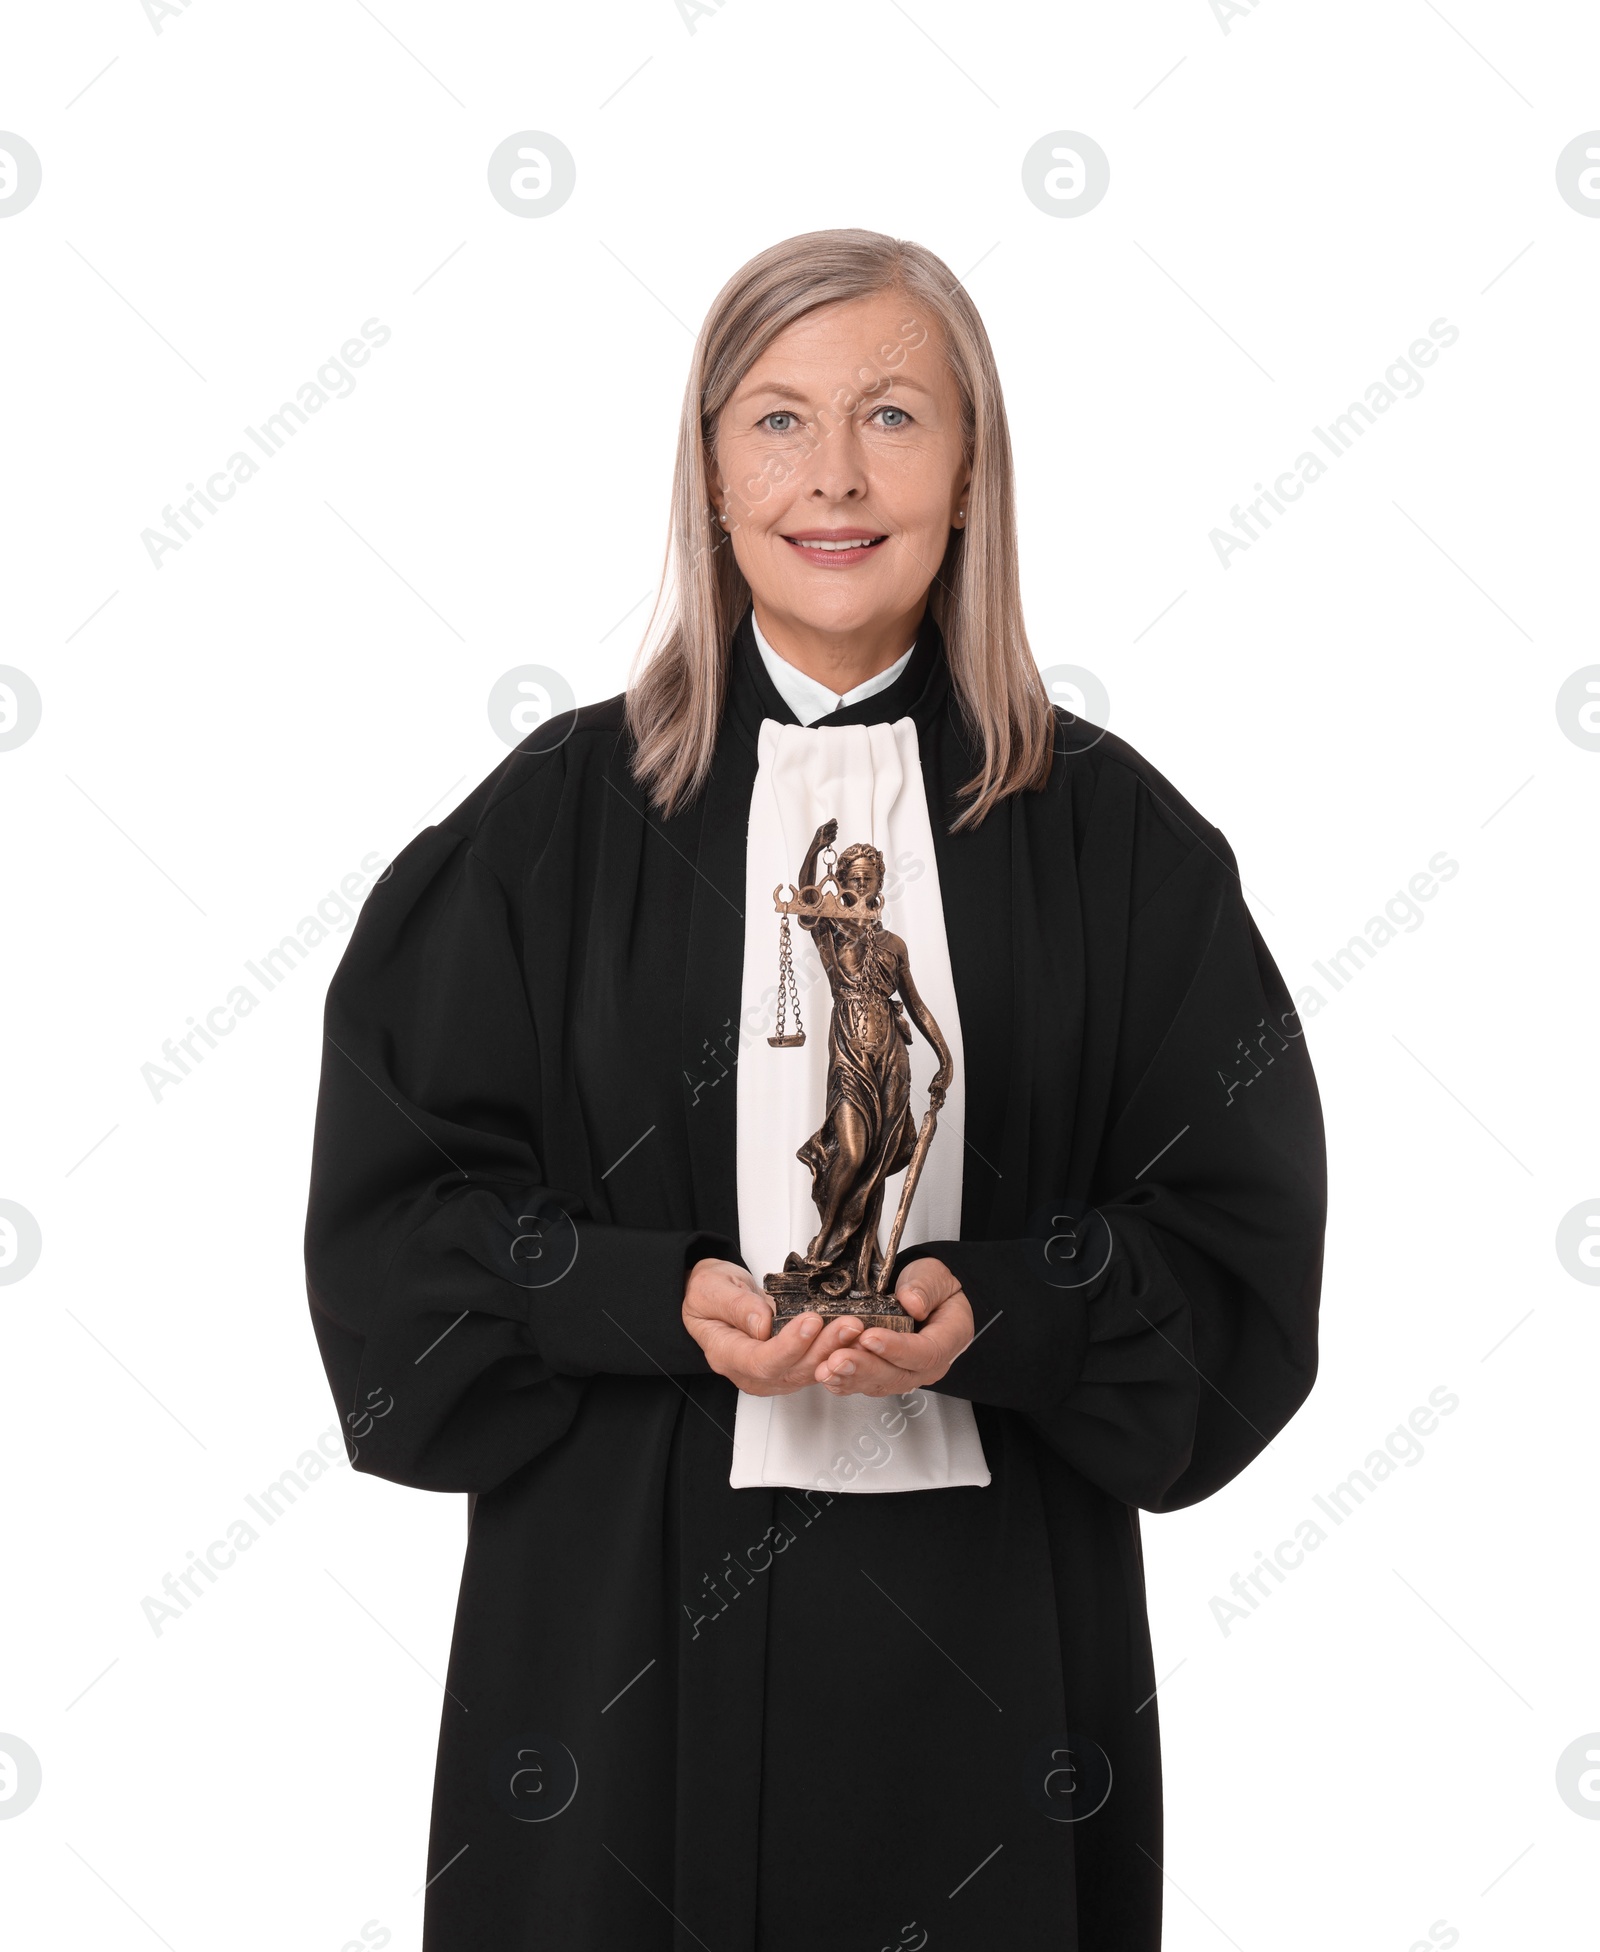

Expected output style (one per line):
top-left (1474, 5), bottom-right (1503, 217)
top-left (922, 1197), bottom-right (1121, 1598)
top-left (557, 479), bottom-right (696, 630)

top-left (874, 1099), bottom-right (942, 1302)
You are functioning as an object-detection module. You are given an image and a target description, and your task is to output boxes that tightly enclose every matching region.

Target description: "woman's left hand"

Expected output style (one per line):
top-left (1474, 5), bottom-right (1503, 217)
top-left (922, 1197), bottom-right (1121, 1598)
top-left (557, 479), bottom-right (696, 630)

top-left (813, 1257), bottom-right (974, 1396)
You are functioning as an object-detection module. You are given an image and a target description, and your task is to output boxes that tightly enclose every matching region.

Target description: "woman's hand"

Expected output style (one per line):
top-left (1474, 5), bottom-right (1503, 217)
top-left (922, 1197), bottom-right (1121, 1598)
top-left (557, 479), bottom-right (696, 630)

top-left (683, 1258), bottom-right (867, 1396)
top-left (812, 1257), bottom-right (974, 1398)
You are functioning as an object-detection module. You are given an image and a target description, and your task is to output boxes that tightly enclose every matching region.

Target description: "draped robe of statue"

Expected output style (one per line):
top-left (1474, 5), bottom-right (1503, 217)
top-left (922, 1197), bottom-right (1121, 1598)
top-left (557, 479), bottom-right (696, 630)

top-left (303, 603), bottom-right (1328, 1952)
top-left (794, 901), bottom-right (922, 1290)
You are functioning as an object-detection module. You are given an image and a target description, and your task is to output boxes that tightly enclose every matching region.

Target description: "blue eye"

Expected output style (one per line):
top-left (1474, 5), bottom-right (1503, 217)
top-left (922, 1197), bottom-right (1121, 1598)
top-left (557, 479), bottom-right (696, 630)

top-left (874, 405), bottom-right (911, 428)
top-left (761, 410), bottom-right (802, 433)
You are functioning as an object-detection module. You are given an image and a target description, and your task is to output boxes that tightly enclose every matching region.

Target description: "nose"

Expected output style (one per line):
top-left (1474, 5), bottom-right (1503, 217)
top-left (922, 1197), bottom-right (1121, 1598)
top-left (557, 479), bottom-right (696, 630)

top-left (800, 416), bottom-right (870, 503)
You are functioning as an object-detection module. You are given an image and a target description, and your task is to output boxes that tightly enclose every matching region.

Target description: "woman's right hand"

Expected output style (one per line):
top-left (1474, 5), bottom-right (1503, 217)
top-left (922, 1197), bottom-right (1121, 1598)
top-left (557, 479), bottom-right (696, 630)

top-left (683, 1257), bottom-right (864, 1396)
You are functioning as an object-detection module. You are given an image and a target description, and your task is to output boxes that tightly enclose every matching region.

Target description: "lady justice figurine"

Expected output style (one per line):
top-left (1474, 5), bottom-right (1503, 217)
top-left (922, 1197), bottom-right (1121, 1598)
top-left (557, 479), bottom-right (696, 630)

top-left (763, 818), bottom-right (953, 1334)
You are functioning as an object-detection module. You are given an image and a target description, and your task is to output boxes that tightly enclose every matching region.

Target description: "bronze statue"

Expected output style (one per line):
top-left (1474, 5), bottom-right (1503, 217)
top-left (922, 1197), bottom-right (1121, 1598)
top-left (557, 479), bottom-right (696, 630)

top-left (764, 819), bottom-right (952, 1334)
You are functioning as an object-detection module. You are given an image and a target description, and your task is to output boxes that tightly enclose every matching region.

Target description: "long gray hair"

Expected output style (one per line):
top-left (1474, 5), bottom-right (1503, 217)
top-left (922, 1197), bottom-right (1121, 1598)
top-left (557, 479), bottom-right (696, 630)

top-left (624, 228), bottom-right (1053, 831)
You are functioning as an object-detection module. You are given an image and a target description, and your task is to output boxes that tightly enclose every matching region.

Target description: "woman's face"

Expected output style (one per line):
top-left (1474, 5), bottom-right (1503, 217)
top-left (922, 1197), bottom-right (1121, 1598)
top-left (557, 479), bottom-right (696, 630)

top-left (711, 290), bottom-right (970, 643)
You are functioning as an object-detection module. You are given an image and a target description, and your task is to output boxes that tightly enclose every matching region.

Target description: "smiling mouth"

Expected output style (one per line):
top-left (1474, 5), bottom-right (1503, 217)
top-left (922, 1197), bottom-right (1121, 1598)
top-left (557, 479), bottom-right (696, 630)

top-left (781, 534), bottom-right (888, 553)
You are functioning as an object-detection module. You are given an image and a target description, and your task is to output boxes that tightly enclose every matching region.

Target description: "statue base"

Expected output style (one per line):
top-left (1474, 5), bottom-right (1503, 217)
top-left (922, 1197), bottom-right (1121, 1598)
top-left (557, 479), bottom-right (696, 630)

top-left (763, 1269), bottom-right (917, 1335)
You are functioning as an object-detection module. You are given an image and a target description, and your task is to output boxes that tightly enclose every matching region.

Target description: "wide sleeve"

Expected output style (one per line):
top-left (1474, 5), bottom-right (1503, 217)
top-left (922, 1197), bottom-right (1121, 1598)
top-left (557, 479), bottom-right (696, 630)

top-left (896, 828), bottom-right (1326, 1512)
top-left (303, 803), bottom-right (733, 1495)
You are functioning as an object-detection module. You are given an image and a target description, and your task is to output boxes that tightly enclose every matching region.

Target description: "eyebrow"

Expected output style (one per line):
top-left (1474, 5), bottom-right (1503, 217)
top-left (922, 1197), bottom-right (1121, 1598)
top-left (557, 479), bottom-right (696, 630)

top-left (736, 376), bottom-right (936, 404)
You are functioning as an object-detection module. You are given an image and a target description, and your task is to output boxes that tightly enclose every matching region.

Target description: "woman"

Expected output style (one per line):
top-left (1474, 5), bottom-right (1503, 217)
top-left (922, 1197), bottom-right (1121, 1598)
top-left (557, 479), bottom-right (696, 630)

top-left (304, 228), bottom-right (1326, 1951)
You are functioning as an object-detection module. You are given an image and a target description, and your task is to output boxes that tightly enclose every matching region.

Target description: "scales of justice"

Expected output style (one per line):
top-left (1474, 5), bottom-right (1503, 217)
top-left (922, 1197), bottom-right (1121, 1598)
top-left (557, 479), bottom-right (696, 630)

top-left (762, 818), bottom-right (953, 1336)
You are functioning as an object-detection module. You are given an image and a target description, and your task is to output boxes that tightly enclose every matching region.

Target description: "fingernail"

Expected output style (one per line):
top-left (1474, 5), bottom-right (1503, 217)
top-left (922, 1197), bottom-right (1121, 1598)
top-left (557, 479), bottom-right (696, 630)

top-left (837, 1361), bottom-right (855, 1376)
top-left (799, 1319), bottom-right (817, 1339)
top-left (863, 1336), bottom-right (882, 1352)
top-left (747, 1312), bottom-right (762, 1334)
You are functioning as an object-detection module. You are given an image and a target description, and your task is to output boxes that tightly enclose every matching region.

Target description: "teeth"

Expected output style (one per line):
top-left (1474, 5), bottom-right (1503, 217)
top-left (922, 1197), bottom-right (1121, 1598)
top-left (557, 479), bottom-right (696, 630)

top-left (789, 536), bottom-right (881, 550)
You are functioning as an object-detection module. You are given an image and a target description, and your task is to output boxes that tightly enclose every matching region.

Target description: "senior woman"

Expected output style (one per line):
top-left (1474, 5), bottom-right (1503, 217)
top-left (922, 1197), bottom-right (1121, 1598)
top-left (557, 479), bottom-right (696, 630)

top-left (304, 228), bottom-right (1326, 1951)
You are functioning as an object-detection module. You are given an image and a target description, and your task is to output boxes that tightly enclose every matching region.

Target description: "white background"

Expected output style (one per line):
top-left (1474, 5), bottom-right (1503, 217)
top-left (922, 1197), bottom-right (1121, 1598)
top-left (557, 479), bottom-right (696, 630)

top-left (2, 2), bottom-right (1597, 1946)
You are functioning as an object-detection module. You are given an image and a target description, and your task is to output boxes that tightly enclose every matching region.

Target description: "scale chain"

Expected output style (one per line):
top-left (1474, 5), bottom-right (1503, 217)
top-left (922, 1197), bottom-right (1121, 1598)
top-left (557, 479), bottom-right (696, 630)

top-left (772, 913), bottom-right (805, 1044)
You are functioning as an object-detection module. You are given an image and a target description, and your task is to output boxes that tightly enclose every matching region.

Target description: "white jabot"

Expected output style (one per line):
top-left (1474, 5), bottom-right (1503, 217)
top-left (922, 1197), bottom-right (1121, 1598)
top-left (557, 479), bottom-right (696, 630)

top-left (729, 714), bottom-right (991, 1494)
top-left (750, 609), bottom-right (916, 728)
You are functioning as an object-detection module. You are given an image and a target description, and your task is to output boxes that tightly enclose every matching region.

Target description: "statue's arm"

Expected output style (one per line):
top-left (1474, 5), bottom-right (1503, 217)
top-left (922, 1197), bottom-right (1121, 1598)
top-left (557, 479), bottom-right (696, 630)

top-left (794, 819), bottom-right (837, 935)
top-left (892, 942), bottom-right (953, 1101)
top-left (811, 920), bottom-right (840, 980)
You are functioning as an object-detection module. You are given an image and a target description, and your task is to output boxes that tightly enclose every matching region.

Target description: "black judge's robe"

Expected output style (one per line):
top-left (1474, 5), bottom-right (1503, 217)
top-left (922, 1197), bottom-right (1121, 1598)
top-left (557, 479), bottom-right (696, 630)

top-left (304, 606), bottom-right (1326, 1951)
